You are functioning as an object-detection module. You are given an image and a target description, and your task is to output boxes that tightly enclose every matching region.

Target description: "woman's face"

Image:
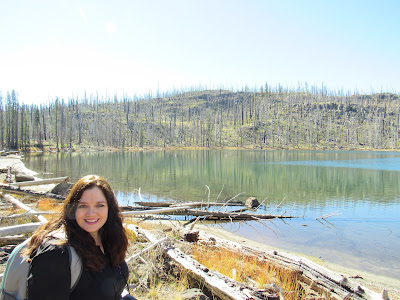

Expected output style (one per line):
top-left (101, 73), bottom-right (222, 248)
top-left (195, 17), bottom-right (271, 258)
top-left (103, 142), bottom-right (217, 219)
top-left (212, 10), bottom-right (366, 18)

top-left (75, 186), bottom-right (109, 240)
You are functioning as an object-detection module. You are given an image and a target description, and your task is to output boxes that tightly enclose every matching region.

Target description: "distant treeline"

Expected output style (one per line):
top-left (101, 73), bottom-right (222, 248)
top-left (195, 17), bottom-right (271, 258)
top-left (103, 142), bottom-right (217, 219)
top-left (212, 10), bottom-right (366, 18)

top-left (1, 86), bottom-right (399, 150)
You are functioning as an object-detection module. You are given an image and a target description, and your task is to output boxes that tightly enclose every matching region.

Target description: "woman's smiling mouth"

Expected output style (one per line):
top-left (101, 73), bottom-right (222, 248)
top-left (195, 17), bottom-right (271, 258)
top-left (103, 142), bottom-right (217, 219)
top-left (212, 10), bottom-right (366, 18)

top-left (85, 219), bottom-right (100, 223)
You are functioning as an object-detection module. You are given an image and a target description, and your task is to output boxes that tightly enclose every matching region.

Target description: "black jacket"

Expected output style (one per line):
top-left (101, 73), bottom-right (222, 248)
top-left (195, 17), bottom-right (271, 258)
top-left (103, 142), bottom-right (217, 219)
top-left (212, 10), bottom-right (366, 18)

top-left (27, 240), bottom-right (129, 300)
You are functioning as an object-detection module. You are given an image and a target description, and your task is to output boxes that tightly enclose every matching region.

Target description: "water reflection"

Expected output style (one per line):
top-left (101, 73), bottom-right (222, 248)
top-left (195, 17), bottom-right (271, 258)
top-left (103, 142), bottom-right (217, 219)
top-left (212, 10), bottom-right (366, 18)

top-left (274, 157), bottom-right (400, 171)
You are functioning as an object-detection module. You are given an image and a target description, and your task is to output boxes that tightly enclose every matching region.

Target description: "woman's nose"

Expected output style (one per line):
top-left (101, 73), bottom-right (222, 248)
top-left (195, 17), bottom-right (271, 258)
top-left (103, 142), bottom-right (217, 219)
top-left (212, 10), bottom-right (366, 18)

top-left (86, 207), bottom-right (96, 215)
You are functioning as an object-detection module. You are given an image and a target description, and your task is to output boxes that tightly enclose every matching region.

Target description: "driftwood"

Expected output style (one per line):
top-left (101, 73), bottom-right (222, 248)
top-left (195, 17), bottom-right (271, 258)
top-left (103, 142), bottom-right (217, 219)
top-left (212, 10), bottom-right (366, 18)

top-left (0, 193), bottom-right (48, 223)
top-left (122, 206), bottom-right (192, 216)
top-left (0, 183), bottom-right (66, 200)
top-left (0, 188), bottom-right (291, 222)
top-left (192, 229), bottom-right (386, 300)
top-left (0, 236), bottom-right (27, 245)
top-left (3, 211), bottom-right (58, 220)
top-left (9, 176), bottom-right (69, 187)
top-left (128, 224), bottom-right (269, 300)
top-left (177, 209), bottom-right (295, 220)
top-left (122, 203), bottom-right (296, 221)
top-left (136, 201), bottom-right (244, 208)
top-left (125, 237), bottom-right (167, 263)
top-left (135, 202), bottom-right (177, 208)
top-left (0, 222), bottom-right (44, 237)
top-left (0, 193), bottom-right (49, 238)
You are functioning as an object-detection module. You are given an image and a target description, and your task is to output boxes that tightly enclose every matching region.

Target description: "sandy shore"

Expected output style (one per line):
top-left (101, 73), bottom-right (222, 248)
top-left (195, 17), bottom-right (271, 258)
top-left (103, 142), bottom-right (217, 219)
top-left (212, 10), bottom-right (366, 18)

top-left (1, 154), bottom-right (399, 299)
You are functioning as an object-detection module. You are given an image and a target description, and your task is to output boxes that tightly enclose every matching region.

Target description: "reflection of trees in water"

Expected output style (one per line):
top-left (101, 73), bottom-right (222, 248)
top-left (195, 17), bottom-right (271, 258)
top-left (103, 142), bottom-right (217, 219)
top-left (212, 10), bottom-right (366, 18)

top-left (24, 150), bottom-right (400, 208)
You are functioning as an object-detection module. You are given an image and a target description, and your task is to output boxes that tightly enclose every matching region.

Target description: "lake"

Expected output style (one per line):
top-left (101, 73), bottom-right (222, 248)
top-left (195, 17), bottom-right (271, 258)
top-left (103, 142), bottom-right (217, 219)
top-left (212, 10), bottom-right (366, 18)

top-left (23, 149), bottom-right (400, 278)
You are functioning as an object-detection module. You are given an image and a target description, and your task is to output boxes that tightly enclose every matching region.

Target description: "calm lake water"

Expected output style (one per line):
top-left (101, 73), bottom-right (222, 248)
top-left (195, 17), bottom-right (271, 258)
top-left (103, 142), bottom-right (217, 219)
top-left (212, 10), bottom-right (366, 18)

top-left (23, 150), bottom-right (400, 278)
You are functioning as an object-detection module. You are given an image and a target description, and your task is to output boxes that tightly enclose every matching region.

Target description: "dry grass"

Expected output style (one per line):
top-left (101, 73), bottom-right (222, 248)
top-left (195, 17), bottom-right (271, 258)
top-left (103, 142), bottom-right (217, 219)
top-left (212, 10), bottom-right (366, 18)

top-left (125, 227), bottom-right (138, 243)
top-left (35, 197), bottom-right (63, 221)
top-left (191, 244), bottom-right (311, 300)
top-left (123, 219), bottom-right (312, 299)
top-left (36, 198), bottom-right (61, 211)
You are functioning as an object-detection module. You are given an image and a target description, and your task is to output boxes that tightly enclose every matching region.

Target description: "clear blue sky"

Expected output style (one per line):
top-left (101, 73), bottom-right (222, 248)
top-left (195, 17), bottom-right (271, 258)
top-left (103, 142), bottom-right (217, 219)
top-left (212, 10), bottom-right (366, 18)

top-left (1, 0), bottom-right (399, 104)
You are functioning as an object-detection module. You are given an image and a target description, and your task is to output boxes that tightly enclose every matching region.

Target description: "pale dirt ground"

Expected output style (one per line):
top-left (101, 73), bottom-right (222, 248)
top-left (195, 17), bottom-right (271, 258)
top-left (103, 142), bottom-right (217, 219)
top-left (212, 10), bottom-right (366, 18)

top-left (1, 155), bottom-right (400, 299)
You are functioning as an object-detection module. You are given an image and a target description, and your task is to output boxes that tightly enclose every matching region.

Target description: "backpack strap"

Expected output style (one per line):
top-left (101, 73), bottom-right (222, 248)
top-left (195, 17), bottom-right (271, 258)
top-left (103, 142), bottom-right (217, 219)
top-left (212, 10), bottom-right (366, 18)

top-left (66, 245), bottom-right (82, 292)
top-left (48, 228), bottom-right (83, 291)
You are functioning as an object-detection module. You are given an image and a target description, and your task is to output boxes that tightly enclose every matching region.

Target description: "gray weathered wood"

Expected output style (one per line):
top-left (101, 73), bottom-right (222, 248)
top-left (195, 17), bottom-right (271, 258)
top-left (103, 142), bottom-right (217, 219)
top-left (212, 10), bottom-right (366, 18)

top-left (9, 176), bottom-right (69, 187)
top-left (136, 201), bottom-right (244, 208)
top-left (179, 208), bottom-right (295, 220)
top-left (0, 222), bottom-right (44, 237)
top-left (128, 224), bottom-right (262, 300)
top-left (121, 206), bottom-right (191, 216)
top-left (0, 236), bottom-right (27, 244)
top-left (194, 229), bottom-right (385, 300)
top-left (1, 194), bottom-right (48, 223)
top-left (125, 237), bottom-right (167, 263)
top-left (0, 183), bottom-right (66, 200)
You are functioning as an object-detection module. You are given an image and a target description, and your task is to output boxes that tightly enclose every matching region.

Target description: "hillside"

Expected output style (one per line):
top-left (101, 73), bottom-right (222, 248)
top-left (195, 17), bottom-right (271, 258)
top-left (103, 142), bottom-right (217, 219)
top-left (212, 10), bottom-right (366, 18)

top-left (1, 88), bottom-right (400, 150)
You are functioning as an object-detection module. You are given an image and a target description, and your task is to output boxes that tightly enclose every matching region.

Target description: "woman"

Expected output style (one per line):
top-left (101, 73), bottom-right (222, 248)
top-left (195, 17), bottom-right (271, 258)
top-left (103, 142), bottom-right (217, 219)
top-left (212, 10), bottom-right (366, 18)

top-left (24, 175), bottom-right (129, 300)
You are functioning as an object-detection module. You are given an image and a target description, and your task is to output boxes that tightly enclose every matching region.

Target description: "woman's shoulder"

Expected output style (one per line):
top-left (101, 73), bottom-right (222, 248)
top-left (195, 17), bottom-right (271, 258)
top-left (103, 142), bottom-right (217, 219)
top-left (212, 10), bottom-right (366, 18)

top-left (34, 238), bottom-right (69, 259)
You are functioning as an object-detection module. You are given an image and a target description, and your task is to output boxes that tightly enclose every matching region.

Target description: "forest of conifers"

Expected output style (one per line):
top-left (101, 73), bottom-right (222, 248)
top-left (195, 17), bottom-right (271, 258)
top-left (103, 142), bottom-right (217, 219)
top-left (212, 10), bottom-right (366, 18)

top-left (1, 86), bottom-right (399, 151)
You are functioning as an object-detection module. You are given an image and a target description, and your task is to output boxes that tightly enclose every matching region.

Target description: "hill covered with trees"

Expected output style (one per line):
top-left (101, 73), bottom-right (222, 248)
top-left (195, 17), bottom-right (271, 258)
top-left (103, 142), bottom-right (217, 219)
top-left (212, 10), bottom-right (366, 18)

top-left (1, 86), bottom-right (399, 151)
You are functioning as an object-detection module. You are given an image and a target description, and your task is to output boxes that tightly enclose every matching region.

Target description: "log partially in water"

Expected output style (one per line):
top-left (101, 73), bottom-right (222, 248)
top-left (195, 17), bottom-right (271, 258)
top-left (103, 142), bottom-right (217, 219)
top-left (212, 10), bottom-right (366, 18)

top-left (122, 205), bottom-right (192, 216)
top-left (136, 201), bottom-right (245, 208)
top-left (122, 206), bottom-right (295, 220)
top-left (173, 208), bottom-right (296, 220)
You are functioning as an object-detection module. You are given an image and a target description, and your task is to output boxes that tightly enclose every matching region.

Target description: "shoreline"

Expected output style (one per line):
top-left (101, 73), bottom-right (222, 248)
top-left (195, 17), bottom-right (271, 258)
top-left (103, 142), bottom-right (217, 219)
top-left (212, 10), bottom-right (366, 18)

top-left (0, 154), bottom-right (57, 193)
top-left (6, 144), bottom-right (400, 153)
top-left (193, 223), bottom-right (400, 298)
top-left (1, 154), bottom-right (399, 298)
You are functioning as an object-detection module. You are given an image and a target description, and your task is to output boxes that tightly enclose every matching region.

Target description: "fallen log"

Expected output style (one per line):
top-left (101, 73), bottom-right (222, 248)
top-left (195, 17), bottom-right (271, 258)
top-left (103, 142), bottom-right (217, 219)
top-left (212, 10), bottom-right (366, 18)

top-left (121, 205), bottom-right (192, 216)
top-left (135, 202), bottom-right (173, 207)
top-left (127, 224), bottom-right (268, 300)
top-left (125, 237), bottom-right (167, 263)
top-left (0, 193), bottom-right (48, 223)
top-left (0, 236), bottom-right (27, 245)
top-left (3, 211), bottom-right (58, 220)
top-left (9, 176), bottom-right (69, 187)
top-left (193, 228), bottom-right (386, 300)
top-left (0, 222), bottom-right (44, 237)
top-left (173, 208), bottom-right (296, 220)
top-left (0, 193), bottom-right (48, 238)
top-left (0, 183), bottom-right (66, 200)
top-left (122, 205), bottom-right (294, 221)
top-left (136, 201), bottom-right (245, 208)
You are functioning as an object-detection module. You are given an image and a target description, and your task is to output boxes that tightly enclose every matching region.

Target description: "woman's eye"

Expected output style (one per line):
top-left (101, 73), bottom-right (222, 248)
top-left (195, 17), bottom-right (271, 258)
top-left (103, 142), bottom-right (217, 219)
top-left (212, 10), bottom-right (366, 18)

top-left (97, 204), bottom-right (105, 207)
top-left (78, 204), bottom-right (87, 208)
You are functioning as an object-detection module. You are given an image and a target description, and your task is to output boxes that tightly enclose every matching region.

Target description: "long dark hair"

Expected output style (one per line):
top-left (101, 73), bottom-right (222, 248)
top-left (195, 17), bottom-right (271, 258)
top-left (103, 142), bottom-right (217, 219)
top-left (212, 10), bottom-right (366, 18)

top-left (25, 175), bottom-right (128, 272)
